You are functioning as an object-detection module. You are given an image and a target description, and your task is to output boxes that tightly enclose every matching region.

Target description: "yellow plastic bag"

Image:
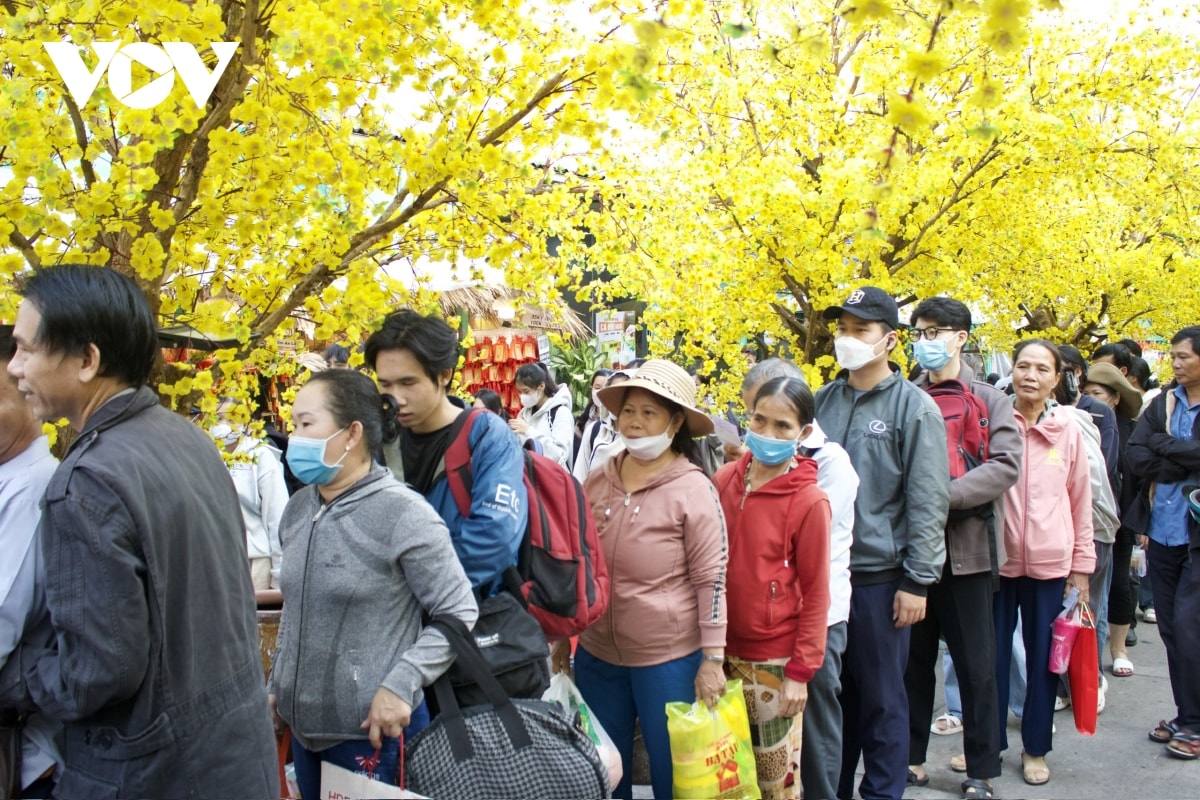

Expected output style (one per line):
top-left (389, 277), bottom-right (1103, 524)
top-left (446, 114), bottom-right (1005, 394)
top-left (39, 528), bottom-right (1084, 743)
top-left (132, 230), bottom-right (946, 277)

top-left (666, 679), bottom-right (761, 800)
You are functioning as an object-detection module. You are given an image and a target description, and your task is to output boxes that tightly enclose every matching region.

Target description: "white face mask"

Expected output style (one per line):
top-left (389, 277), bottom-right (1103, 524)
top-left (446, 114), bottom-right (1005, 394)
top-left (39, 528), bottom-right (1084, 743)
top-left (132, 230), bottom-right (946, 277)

top-left (621, 429), bottom-right (674, 461)
top-left (518, 392), bottom-right (539, 408)
top-left (209, 423), bottom-right (239, 447)
top-left (591, 389), bottom-right (603, 409)
top-left (834, 334), bottom-right (887, 372)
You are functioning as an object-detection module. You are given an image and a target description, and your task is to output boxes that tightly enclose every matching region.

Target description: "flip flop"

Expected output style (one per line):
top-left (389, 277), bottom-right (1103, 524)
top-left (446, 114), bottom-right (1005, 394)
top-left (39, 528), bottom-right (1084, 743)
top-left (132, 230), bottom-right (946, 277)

top-left (907, 768), bottom-right (930, 787)
top-left (1112, 657), bottom-right (1135, 677)
top-left (1150, 719), bottom-right (1182, 743)
top-left (1022, 752), bottom-right (1050, 786)
top-left (950, 753), bottom-right (967, 773)
top-left (932, 713), bottom-right (964, 735)
top-left (1167, 732), bottom-right (1200, 760)
top-left (961, 778), bottom-right (994, 799)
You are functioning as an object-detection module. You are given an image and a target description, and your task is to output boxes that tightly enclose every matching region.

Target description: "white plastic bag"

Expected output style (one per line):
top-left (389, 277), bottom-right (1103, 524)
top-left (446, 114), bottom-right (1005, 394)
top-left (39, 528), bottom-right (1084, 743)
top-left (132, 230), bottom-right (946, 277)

top-left (1130, 546), bottom-right (1147, 577)
top-left (543, 672), bottom-right (624, 788)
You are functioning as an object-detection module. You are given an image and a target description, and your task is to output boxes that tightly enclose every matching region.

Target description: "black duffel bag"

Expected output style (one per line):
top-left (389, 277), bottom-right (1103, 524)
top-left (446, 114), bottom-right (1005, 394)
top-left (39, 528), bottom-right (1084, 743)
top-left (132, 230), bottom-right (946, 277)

top-left (441, 589), bottom-right (549, 708)
top-left (407, 615), bottom-right (608, 800)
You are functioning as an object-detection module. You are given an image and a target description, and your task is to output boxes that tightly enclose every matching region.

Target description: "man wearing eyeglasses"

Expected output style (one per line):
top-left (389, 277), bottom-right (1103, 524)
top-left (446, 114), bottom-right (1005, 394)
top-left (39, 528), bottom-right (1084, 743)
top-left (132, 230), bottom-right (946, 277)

top-left (902, 298), bottom-right (1022, 800)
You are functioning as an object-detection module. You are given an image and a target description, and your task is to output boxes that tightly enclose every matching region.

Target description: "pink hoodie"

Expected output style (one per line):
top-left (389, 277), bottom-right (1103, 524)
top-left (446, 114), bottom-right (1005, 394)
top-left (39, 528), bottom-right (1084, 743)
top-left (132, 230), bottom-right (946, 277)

top-left (1001, 405), bottom-right (1095, 580)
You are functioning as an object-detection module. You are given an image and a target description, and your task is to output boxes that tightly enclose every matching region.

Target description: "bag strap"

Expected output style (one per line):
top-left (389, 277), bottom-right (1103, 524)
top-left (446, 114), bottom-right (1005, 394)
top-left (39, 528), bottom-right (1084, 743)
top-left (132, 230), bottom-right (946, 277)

top-left (428, 615), bottom-right (533, 756)
top-left (444, 409), bottom-right (484, 518)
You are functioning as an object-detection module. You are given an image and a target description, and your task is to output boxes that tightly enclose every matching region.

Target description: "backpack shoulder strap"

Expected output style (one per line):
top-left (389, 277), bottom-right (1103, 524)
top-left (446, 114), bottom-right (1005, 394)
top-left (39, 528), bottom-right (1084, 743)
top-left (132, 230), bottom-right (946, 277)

top-left (444, 408), bottom-right (485, 518)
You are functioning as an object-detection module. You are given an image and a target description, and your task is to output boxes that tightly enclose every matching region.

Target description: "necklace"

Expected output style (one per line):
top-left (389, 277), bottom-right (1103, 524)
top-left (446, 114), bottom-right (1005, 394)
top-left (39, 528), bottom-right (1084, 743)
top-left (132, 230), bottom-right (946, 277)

top-left (744, 457), bottom-right (796, 495)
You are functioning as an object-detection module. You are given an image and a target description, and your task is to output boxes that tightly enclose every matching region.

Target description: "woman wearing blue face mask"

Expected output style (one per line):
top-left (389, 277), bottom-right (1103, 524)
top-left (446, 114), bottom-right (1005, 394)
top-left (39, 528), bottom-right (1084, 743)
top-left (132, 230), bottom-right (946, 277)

top-left (268, 370), bottom-right (477, 800)
top-left (713, 376), bottom-right (833, 800)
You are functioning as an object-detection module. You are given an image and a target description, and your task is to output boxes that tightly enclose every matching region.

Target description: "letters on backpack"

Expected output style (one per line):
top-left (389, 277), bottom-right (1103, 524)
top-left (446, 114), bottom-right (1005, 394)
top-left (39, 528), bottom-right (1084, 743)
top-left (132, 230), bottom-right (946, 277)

top-left (445, 409), bottom-right (610, 639)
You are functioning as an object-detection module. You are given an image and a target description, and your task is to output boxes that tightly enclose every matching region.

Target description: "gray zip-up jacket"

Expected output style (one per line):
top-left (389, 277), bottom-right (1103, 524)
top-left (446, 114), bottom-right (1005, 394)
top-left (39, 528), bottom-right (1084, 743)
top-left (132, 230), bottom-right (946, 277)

top-left (815, 366), bottom-right (950, 594)
top-left (269, 465), bottom-right (477, 752)
top-left (912, 365), bottom-right (1022, 576)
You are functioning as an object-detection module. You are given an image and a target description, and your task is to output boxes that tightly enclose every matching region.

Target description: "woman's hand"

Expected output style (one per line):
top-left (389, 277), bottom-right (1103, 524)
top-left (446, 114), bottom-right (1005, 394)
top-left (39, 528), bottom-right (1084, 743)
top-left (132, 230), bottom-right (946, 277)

top-left (777, 678), bottom-right (808, 719)
top-left (360, 687), bottom-right (412, 749)
top-left (1066, 572), bottom-right (1091, 606)
top-left (551, 639), bottom-right (573, 676)
top-left (508, 418), bottom-right (530, 436)
top-left (695, 659), bottom-right (726, 708)
top-left (268, 692), bottom-right (286, 736)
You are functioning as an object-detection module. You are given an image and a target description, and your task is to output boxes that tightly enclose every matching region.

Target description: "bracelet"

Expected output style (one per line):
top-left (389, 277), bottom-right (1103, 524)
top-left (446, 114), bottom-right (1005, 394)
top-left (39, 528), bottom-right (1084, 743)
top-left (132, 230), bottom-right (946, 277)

top-left (703, 654), bottom-right (725, 663)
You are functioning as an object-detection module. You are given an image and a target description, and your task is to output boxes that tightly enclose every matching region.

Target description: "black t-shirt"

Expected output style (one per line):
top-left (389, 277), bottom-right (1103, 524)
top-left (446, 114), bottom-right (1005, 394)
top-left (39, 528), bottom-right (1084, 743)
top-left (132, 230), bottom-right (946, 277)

top-left (400, 411), bottom-right (465, 496)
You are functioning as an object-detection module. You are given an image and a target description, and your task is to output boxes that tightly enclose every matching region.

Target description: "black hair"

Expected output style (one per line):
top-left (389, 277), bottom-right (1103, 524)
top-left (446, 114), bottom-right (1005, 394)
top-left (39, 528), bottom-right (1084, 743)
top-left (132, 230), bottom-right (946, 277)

top-left (514, 362), bottom-right (559, 396)
top-left (0, 326), bottom-right (14, 361)
top-left (1117, 337), bottom-right (1144, 358)
top-left (614, 386), bottom-right (705, 470)
top-left (473, 388), bottom-right (510, 420)
top-left (1129, 356), bottom-right (1154, 392)
top-left (1092, 343), bottom-right (1133, 373)
top-left (752, 376), bottom-right (816, 426)
top-left (1171, 326), bottom-right (1200, 360)
top-left (1057, 344), bottom-right (1088, 374)
top-left (626, 358), bottom-right (647, 369)
top-left (303, 370), bottom-right (398, 454)
top-left (986, 373), bottom-right (1000, 385)
top-left (20, 265), bottom-right (158, 386)
top-left (576, 368), bottom-right (614, 430)
top-left (1013, 338), bottom-right (1063, 374)
top-left (910, 297), bottom-right (972, 332)
top-left (364, 309), bottom-right (459, 387)
top-left (323, 343), bottom-right (350, 365)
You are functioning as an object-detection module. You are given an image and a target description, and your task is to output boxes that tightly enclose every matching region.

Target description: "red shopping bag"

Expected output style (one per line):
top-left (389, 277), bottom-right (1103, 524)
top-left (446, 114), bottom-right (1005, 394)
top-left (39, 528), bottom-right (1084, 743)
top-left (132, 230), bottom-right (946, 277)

top-left (1067, 601), bottom-right (1098, 735)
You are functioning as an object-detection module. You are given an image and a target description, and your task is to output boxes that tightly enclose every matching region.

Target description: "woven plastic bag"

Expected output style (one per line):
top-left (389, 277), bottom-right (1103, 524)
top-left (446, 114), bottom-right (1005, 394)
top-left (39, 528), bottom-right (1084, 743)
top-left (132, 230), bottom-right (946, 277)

top-left (666, 679), bottom-right (761, 800)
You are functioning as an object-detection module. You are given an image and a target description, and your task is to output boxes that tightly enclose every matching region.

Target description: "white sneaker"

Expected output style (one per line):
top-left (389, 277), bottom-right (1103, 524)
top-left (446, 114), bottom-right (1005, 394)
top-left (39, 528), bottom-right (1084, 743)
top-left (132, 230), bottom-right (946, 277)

top-left (1144, 607), bottom-right (1158, 624)
top-left (1054, 694), bottom-right (1071, 712)
top-left (1097, 683), bottom-right (1107, 715)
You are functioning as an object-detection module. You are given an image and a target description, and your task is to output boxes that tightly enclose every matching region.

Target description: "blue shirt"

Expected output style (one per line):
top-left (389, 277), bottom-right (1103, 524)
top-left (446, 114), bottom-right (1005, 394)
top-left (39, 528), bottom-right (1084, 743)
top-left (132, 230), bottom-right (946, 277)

top-left (1147, 385), bottom-right (1200, 547)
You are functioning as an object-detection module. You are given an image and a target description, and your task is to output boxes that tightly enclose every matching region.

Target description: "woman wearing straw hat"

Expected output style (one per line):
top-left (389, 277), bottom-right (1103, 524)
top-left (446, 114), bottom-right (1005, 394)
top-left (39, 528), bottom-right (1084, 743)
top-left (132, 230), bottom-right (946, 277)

top-left (567, 359), bottom-right (729, 800)
top-left (1082, 361), bottom-right (1144, 678)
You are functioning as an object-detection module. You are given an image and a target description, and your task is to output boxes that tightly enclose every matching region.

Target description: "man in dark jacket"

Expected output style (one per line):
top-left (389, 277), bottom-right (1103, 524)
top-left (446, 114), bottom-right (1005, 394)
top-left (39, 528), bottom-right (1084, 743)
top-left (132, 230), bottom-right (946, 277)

top-left (814, 287), bottom-right (950, 800)
top-left (903, 298), bottom-right (1022, 798)
top-left (1126, 325), bottom-right (1200, 760)
top-left (0, 266), bottom-right (278, 798)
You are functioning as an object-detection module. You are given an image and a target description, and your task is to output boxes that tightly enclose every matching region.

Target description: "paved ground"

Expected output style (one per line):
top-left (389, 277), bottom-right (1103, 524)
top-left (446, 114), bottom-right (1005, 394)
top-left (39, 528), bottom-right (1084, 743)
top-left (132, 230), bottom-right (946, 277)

top-left (634, 614), bottom-right (1197, 799)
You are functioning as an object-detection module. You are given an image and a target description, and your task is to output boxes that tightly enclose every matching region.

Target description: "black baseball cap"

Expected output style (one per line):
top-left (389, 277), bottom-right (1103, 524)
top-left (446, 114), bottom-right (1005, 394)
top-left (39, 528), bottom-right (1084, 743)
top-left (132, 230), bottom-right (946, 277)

top-left (822, 286), bottom-right (900, 330)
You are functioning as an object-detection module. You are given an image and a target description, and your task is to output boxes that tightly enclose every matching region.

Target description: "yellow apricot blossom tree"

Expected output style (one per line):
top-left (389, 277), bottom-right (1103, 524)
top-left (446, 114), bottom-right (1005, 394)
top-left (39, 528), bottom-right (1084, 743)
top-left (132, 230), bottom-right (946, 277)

top-left (0, 0), bottom-right (658, 408)
top-left (560, 0), bottom-right (1200, 386)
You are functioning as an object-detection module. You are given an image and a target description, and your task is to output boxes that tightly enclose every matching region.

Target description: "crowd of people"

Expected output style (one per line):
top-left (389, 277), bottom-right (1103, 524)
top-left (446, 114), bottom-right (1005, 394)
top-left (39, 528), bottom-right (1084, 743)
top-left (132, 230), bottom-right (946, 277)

top-left (0, 265), bottom-right (1198, 800)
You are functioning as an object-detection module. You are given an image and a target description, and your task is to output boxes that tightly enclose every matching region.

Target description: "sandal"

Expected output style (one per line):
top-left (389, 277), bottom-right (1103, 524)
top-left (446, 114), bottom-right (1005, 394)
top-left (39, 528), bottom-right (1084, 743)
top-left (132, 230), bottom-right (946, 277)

top-left (932, 713), bottom-right (965, 735)
top-left (907, 767), bottom-right (929, 787)
top-left (1112, 656), bottom-right (1134, 677)
top-left (1150, 719), bottom-right (1182, 743)
top-left (961, 778), bottom-right (994, 799)
top-left (1021, 751), bottom-right (1050, 786)
top-left (950, 753), bottom-right (967, 773)
top-left (1167, 732), bottom-right (1200, 760)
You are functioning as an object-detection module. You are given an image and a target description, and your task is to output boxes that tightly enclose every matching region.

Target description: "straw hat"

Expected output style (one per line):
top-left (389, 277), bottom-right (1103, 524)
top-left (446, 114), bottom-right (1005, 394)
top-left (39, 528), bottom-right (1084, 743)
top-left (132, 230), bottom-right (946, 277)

top-left (1084, 362), bottom-right (1141, 419)
top-left (596, 359), bottom-right (714, 436)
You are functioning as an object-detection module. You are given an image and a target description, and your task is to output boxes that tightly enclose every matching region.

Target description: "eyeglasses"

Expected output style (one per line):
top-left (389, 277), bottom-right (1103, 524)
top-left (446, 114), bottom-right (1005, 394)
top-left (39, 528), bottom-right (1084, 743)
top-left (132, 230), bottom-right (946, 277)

top-left (911, 327), bottom-right (956, 341)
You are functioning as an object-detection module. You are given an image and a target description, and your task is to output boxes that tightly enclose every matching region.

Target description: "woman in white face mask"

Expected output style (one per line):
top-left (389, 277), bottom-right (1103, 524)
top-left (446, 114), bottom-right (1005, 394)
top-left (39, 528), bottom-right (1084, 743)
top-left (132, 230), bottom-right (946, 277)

top-left (562, 359), bottom-right (729, 800)
top-left (571, 371), bottom-right (629, 483)
top-left (508, 362), bottom-right (575, 467)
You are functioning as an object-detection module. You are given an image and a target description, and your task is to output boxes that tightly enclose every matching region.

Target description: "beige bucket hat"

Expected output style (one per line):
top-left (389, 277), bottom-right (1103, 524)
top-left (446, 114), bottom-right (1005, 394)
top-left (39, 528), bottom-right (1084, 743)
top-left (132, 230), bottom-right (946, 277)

top-left (596, 359), bottom-right (714, 436)
top-left (1084, 361), bottom-right (1141, 419)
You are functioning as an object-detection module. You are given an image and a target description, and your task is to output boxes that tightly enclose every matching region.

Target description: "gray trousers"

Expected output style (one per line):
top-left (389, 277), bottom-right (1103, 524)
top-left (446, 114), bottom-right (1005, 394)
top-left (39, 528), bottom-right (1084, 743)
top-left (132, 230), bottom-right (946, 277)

top-left (801, 621), bottom-right (847, 800)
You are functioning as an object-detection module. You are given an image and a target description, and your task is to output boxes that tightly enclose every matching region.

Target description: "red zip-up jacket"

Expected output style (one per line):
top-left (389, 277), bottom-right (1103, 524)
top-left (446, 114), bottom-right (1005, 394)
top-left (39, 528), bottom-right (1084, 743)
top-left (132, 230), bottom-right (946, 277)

top-left (715, 452), bottom-right (832, 683)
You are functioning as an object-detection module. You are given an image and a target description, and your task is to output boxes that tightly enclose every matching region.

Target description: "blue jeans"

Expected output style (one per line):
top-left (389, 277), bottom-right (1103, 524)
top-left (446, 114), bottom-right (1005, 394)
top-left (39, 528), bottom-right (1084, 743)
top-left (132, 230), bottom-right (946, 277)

top-left (574, 645), bottom-right (701, 800)
top-left (945, 612), bottom-right (1026, 720)
top-left (291, 701), bottom-right (429, 800)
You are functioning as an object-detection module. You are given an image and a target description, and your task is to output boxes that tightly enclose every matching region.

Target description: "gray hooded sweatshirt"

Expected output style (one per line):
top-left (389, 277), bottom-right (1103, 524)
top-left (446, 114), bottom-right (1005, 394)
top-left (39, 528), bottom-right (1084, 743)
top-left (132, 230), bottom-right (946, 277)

top-left (269, 465), bottom-right (478, 751)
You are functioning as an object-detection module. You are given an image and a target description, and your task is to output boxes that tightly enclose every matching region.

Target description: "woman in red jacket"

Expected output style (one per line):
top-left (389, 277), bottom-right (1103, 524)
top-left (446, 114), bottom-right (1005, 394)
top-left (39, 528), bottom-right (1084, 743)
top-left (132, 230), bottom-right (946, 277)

top-left (714, 376), bottom-right (832, 800)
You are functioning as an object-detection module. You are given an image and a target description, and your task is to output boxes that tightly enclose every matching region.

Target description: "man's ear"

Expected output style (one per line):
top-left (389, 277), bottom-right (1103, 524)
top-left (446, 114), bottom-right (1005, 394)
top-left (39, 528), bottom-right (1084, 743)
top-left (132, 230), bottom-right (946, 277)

top-left (78, 343), bottom-right (103, 383)
top-left (437, 368), bottom-right (454, 392)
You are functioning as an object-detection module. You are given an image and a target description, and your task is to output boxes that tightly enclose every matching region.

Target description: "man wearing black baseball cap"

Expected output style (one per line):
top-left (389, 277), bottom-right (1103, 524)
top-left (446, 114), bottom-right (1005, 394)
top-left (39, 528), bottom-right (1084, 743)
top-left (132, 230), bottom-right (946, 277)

top-left (814, 286), bottom-right (950, 800)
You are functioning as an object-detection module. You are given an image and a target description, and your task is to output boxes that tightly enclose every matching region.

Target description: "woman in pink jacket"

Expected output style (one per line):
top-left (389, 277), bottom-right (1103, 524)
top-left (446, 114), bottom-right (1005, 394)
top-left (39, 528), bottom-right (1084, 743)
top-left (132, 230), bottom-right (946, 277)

top-left (570, 359), bottom-right (728, 800)
top-left (999, 339), bottom-right (1095, 788)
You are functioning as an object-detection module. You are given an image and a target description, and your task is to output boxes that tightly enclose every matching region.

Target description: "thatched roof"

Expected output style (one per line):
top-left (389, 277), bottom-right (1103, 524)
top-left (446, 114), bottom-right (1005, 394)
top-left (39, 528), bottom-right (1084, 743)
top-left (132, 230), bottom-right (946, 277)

top-left (437, 284), bottom-right (590, 339)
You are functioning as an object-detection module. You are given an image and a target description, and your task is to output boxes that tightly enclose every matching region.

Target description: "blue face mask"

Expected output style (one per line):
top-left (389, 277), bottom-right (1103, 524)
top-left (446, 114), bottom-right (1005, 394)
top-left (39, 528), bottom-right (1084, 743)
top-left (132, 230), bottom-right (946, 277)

top-left (286, 427), bottom-right (348, 486)
top-left (745, 430), bottom-right (797, 466)
top-left (914, 338), bottom-right (953, 371)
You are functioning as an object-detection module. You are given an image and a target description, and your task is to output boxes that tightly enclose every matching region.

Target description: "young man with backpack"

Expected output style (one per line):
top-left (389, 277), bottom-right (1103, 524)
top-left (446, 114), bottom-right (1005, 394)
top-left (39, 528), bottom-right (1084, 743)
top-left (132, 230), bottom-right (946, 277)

top-left (903, 298), bottom-right (1022, 800)
top-left (814, 287), bottom-right (950, 800)
top-left (366, 309), bottom-right (528, 594)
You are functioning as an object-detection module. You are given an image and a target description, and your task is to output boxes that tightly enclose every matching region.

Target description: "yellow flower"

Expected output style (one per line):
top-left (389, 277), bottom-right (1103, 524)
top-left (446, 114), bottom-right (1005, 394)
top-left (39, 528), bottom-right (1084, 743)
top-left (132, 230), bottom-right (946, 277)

top-left (969, 78), bottom-right (1005, 109)
top-left (905, 50), bottom-right (949, 82)
top-left (887, 93), bottom-right (932, 135)
top-left (842, 1), bottom-right (897, 25)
